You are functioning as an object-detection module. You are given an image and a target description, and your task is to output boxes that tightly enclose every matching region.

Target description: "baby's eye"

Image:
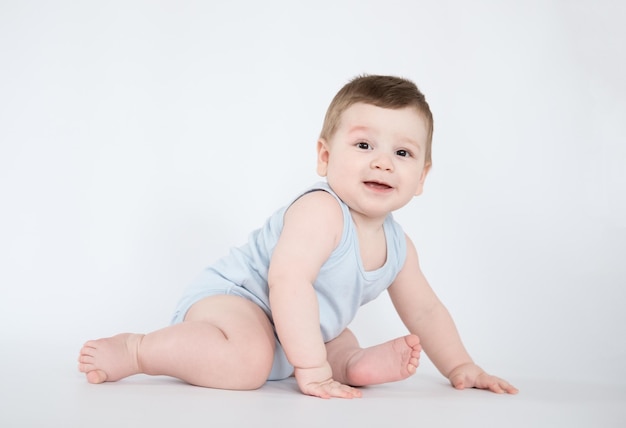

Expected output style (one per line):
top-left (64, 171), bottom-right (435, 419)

top-left (396, 149), bottom-right (411, 157)
top-left (357, 142), bottom-right (371, 150)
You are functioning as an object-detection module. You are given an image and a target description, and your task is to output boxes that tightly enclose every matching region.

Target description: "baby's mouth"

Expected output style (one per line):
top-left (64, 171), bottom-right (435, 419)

top-left (364, 181), bottom-right (392, 190)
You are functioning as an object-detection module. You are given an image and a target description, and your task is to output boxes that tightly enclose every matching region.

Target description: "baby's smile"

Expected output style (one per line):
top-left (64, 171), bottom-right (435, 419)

top-left (364, 181), bottom-right (393, 191)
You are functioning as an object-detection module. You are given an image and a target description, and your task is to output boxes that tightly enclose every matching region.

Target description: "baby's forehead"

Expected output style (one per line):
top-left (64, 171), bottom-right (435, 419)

top-left (342, 101), bottom-right (424, 119)
top-left (335, 102), bottom-right (428, 145)
top-left (340, 102), bottom-right (427, 129)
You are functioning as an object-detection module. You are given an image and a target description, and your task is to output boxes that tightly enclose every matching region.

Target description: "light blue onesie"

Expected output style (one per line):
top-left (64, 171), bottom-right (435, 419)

top-left (171, 181), bottom-right (407, 380)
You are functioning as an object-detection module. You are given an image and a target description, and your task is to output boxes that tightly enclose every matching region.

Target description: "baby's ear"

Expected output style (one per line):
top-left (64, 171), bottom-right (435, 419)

top-left (316, 139), bottom-right (330, 177)
top-left (414, 163), bottom-right (431, 196)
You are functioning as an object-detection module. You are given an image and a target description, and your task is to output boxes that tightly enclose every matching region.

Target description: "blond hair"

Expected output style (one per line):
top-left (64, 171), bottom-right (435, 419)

top-left (320, 75), bottom-right (434, 168)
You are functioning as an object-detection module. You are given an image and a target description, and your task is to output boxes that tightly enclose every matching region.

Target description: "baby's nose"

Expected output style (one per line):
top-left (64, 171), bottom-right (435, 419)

top-left (371, 154), bottom-right (393, 171)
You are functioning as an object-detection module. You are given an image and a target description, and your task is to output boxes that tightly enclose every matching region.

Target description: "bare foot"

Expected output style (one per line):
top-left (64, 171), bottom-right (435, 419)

top-left (78, 333), bottom-right (144, 383)
top-left (344, 334), bottom-right (421, 386)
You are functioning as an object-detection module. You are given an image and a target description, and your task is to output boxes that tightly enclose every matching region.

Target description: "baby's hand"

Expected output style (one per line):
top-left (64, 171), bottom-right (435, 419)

top-left (294, 362), bottom-right (362, 399)
top-left (448, 363), bottom-right (518, 394)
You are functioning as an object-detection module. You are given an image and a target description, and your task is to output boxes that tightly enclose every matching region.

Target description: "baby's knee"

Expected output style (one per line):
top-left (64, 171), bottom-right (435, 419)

top-left (233, 340), bottom-right (275, 386)
top-left (232, 349), bottom-right (274, 389)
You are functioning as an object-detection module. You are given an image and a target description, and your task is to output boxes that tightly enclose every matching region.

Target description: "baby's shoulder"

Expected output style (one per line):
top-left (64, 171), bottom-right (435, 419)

top-left (280, 189), bottom-right (345, 248)
top-left (285, 189), bottom-right (344, 229)
top-left (289, 189), bottom-right (342, 217)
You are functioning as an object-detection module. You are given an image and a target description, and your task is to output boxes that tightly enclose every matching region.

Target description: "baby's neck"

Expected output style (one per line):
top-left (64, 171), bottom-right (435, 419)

top-left (349, 209), bottom-right (387, 234)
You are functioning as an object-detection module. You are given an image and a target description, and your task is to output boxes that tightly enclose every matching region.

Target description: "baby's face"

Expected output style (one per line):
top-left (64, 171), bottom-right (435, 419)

top-left (317, 102), bottom-right (430, 221)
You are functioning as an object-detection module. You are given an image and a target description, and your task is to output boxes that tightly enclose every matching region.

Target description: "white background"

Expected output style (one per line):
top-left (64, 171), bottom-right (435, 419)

top-left (1, 0), bottom-right (625, 392)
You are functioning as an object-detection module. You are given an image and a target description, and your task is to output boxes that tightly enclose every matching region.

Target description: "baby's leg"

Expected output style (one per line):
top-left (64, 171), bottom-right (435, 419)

top-left (325, 329), bottom-right (421, 387)
top-left (78, 295), bottom-right (276, 390)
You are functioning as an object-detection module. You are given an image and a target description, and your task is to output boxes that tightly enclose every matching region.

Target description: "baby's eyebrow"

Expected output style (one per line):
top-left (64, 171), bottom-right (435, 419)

top-left (347, 125), bottom-right (421, 151)
top-left (399, 137), bottom-right (420, 149)
top-left (347, 125), bottom-right (372, 134)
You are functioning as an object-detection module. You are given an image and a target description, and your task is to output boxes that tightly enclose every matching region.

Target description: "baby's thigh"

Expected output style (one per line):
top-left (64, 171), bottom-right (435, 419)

top-left (186, 294), bottom-right (274, 341)
top-left (185, 294), bottom-right (275, 360)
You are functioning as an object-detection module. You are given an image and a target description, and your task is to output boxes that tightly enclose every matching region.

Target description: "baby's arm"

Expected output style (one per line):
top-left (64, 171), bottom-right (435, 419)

top-left (388, 235), bottom-right (518, 394)
top-left (268, 191), bottom-right (361, 399)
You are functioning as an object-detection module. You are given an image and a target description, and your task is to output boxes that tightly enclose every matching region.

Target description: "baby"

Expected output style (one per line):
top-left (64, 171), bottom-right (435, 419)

top-left (79, 75), bottom-right (518, 398)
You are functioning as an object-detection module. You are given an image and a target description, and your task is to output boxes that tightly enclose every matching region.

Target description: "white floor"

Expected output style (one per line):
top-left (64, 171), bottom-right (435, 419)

top-left (1, 344), bottom-right (624, 428)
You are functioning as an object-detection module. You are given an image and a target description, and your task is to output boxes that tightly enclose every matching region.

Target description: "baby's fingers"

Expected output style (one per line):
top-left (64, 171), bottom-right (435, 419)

top-left (497, 380), bottom-right (519, 394)
top-left (478, 375), bottom-right (519, 395)
top-left (306, 380), bottom-right (362, 399)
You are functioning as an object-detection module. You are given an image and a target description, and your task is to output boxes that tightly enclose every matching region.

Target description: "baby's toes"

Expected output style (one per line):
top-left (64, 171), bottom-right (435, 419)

top-left (78, 353), bottom-right (93, 364)
top-left (86, 369), bottom-right (108, 384)
top-left (404, 334), bottom-right (420, 348)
